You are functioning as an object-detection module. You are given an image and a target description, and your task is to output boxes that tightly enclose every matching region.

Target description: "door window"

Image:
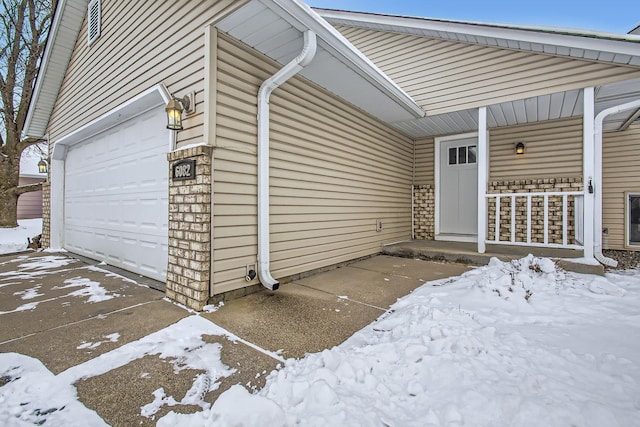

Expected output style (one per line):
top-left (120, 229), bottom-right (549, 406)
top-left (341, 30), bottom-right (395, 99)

top-left (448, 145), bottom-right (477, 165)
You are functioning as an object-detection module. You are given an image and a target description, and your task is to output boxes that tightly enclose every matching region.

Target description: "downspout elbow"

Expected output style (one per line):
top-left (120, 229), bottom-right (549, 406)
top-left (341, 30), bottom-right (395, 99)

top-left (257, 31), bottom-right (317, 291)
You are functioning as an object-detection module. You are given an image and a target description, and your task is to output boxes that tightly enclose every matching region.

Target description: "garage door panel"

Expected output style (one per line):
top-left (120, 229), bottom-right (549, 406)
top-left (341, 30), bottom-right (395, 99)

top-left (65, 226), bottom-right (168, 280)
top-left (65, 192), bottom-right (167, 236)
top-left (64, 107), bottom-right (169, 282)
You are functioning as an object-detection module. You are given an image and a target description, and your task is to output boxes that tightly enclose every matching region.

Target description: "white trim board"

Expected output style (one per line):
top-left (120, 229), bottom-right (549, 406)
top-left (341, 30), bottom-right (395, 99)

top-left (52, 84), bottom-right (173, 160)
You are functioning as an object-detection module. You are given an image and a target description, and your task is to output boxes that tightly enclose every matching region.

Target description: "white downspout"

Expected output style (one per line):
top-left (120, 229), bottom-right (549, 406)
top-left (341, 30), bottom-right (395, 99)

top-left (257, 31), bottom-right (317, 290)
top-left (594, 98), bottom-right (640, 267)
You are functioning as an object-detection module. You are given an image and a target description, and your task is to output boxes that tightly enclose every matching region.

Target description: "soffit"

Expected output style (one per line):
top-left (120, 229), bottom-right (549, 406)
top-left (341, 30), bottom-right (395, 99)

top-left (394, 78), bottom-right (640, 139)
top-left (214, 0), bottom-right (424, 124)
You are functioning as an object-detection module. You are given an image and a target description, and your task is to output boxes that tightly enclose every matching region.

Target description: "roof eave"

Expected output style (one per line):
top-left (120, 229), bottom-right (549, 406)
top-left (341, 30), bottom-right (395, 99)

top-left (319, 9), bottom-right (640, 59)
top-left (271, 0), bottom-right (424, 118)
top-left (23, 0), bottom-right (88, 139)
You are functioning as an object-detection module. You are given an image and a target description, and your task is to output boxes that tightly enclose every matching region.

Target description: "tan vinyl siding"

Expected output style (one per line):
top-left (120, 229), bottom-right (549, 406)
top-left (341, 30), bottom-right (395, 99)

top-left (603, 123), bottom-right (640, 250)
top-left (213, 34), bottom-right (413, 294)
top-left (17, 177), bottom-right (45, 219)
top-left (336, 25), bottom-right (640, 116)
top-left (47, 0), bottom-right (241, 146)
top-left (489, 117), bottom-right (583, 180)
top-left (414, 137), bottom-right (435, 185)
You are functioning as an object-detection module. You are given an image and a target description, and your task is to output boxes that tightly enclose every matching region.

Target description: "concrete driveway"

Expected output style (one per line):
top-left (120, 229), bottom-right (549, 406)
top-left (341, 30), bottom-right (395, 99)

top-left (0, 251), bottom-right (469, 426)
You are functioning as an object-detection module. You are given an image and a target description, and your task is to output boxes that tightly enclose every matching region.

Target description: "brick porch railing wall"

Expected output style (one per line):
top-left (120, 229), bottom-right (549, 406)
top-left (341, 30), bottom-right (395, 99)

top-left (413, 185), bottom-right (435, 240)
top-left (487, 178), bottom-right (583, 244)
top-left (166, 145), bottom-right (213, 310)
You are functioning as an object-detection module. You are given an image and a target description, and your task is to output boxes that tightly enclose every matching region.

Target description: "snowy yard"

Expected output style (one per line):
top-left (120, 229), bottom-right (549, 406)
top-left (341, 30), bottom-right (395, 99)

top-left (0, 218), bottom-right (42, 255)
top-left (1, 255), bottom-right (640, 426)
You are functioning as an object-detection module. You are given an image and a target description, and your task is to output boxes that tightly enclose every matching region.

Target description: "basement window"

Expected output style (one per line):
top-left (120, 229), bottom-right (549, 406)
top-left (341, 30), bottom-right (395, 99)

top-left (627, 193), bottom-right (640, 247)
top-left (87, 0), bottom-right (101, 45)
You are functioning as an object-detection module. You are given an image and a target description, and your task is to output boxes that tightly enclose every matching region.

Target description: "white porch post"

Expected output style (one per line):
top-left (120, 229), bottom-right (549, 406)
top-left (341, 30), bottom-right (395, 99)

top-left (583, 87), bottom-right (595, 260)
top-left (477, 106), bottom-right (488, 254)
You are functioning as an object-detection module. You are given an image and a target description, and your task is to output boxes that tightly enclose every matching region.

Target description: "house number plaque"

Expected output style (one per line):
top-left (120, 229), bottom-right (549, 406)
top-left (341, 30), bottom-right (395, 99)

top-left (172, 159), bottom-right (196, 181)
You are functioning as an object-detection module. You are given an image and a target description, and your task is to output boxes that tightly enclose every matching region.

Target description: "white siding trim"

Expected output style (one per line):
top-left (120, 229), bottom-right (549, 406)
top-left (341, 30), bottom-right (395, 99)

top-left (52, 84), bottom-right (172, 160)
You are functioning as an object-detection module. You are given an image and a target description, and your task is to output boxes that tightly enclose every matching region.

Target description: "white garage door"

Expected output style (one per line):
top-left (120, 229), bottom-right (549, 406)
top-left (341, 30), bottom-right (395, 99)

top-left (64, 107), bottom-right (169, 281)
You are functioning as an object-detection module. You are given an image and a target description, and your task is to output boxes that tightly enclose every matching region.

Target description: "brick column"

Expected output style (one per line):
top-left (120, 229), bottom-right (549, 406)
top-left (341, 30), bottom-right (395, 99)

top-left (413, 185), bottom-right (435, 240)
top-left (41, 181), bottom-right (51, 248)
top-left (166, 145), bottom-right (213, 310)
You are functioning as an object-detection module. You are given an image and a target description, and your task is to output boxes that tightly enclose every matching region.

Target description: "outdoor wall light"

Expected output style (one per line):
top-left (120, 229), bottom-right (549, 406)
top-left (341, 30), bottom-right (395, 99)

top-left (515, 142), bottom-right (526, 155)
top-left (166, 92), bottom-right (195, 131)
top-left (37, 158), bottom-right (48, 174)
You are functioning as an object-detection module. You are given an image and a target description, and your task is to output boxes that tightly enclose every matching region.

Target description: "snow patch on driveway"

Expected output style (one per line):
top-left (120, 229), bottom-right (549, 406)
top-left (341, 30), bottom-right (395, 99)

top-left (1, 316), bottom-right (236, 426)
top-left (54, 277), bottom-right (120, 303)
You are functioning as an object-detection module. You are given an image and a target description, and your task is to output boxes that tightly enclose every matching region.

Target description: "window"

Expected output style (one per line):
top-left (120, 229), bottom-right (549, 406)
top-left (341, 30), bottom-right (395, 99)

top-left (448, 147), bottom-right (457, 165)
top-left (88, 0), bottom-right (101, 45)
top-left (458, 146), bottom-right (467, 164)
top-left (448, 145), bottom-right (477, 165)
top-left (468, 145), bottom-right (477, 163)
top-left (627, 193), bottom-right (640, 246)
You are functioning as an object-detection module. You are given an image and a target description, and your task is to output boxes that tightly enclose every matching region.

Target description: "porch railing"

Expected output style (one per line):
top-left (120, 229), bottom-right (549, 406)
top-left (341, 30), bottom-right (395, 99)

top-left (486, 191), bottom-right (584, 249)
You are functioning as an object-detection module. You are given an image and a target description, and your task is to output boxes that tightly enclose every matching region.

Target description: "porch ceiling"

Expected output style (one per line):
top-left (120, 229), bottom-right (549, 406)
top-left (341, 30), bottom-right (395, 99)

top-left (392, 77), bottom-right (640, 139)
top-left (214, 0), bottom-right (424, 124)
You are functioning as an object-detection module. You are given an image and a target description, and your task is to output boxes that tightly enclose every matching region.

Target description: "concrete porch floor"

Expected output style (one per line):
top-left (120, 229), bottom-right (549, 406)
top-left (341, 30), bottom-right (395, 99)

top-left (382, 240), bottom-right (604, 275)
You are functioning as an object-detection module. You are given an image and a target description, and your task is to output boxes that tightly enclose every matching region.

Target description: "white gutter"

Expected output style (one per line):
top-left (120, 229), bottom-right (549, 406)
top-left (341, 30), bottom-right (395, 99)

top-left (257, 30), bottom-right (317, 290)
top-left (593, 98), bottom-right (640, 267)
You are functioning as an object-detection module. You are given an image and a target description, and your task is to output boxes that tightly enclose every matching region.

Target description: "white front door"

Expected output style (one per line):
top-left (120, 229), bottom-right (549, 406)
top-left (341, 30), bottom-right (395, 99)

top-left (438, 135), bottom-right (478, 239)
top-left (64, 107), bottom-right (169, 281)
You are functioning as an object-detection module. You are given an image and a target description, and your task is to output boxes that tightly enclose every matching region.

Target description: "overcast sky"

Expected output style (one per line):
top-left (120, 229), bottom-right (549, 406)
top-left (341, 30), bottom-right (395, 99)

top-left (306, 0), bottom-right (639, 34)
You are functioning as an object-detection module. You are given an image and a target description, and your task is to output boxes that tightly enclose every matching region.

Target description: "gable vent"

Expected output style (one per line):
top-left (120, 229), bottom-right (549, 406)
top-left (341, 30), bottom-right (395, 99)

top-left (88, 0), bottom-right (101, 45)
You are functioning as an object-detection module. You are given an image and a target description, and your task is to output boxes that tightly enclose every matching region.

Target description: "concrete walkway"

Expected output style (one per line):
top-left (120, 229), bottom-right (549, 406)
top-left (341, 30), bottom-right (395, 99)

top-left (0, 251), bottom-right (469, 426)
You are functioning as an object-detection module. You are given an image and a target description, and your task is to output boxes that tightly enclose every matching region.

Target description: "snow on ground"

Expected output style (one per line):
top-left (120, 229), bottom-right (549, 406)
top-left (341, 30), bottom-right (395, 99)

top-left (53, 277), bottom-right (120, 303)
top-left (0, 257), bottom-right (122, 315)
top-left (2, 255), bottom-right (640, 426)
top-left (0, 316), bottom-right (236, 426)
top-left (160, 256), bottom-right (640, 427)
top-left (0, 218), bottom-right (42, 255)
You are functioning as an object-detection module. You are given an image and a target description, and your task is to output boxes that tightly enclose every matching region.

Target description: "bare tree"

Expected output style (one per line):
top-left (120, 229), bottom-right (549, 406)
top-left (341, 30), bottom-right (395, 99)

top-left (0, 0), bottom-right (53, 227)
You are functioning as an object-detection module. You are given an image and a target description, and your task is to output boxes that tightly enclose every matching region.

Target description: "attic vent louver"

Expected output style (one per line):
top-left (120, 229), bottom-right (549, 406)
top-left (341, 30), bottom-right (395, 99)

top-left (88, 0), bottom-right (101, 45)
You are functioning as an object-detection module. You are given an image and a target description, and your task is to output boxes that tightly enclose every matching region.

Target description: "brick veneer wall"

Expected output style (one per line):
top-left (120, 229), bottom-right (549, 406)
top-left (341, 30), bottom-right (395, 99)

top-left (487, 178), bottom-right (583, 244)
top-left (413, 185), bottom-right (435, 240)
top-left (166, 145), bottom-right (213, 310)
top-left (41, 181), bottom-right (50, 247)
